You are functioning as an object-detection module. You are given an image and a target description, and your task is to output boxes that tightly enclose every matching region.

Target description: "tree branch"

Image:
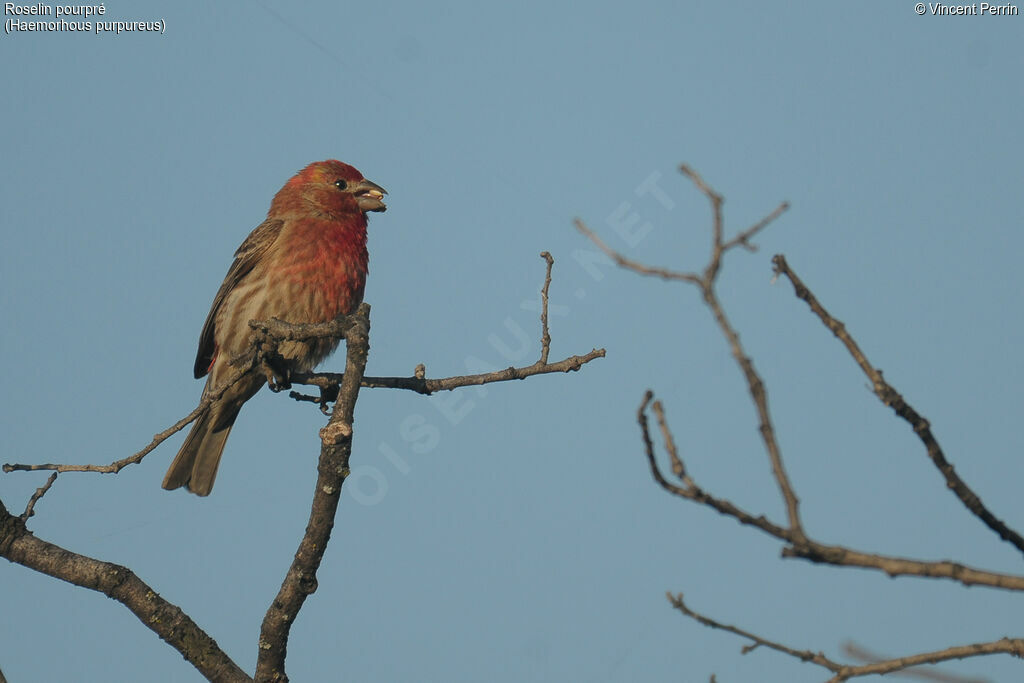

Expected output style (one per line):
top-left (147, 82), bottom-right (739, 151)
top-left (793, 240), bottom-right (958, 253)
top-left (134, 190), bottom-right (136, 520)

top-left (772, 254), bottom-right (1024, 556)
top-left (579, 169), bottom-right (801, 534)
top-left (668, 592), bottom-right (1021, 682)
top-left (2, 250), bottom-right (604, 681)
top-left (639, 372), bottom-right (1024, 591)
top-left (842, 642), bottom-right (990, 683)
top-left (593, 164), bottom-right (1023, 678)
top-left (285, 251), bottom-right (603, 404)
top-left (20, 472), bottom-right (57, 519)
top-left (5, 253), bottom-right (604, 473)
top-left (0, 498), bottom-right (249, 682)
top-left (254, 303), bottom-right (371, 683)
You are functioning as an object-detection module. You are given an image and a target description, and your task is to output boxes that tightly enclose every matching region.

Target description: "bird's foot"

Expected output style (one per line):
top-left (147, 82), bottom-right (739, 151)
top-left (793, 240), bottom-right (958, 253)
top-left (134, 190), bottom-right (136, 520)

top-left (262, 356), bottom-right (292, 392)
top-left (318, 383), bottom-right (340, 415)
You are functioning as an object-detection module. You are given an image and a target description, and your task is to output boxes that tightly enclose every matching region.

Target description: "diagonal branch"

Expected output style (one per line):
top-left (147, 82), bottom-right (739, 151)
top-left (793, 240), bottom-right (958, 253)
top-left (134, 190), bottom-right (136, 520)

top-left (581, 167), bottom-right (801, 534)
top-left (699, 281), bottom-right (804, 537)
top-left (842, 642), bottom-right (990, 683)
top-left (772, 254), bottom-right (1024, 556)
top-left (668, 592), bottom-right (1022, 682)
top-left (20, 472), bottom-right (57, 519)
top-left (0, 498), bottom-right (250, 682)
top-left (2, 316), bottom-right (356, 476)
top-left (573, 217), bottom-right (700, 283)
top-left (0, 317), bottom-right (304, 476)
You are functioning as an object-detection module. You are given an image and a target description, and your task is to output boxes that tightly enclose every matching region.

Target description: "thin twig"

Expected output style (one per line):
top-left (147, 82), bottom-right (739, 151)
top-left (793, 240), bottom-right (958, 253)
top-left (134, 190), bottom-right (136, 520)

top-left (6, 256), bottom-right (604, 476)
top-left (668, 592), bottom-right (835, 668)
top-left (639, 390), bottom-right (1024, 591)
top-left (596, 165), bottom-right (1022, 679)
top-left (582, 167), bottom-right (801, 535)
top-left (722, 201), bottom-right (790, 252)
top-left (573, 218), bottom-right (700, 283)
top-left (842, 642), bottom-right (990, 683)
top-left (286, 348), bottom-right (606, 402)
top-left (772, 254), bottom-right (1024, 557)
top-left (4, 402), bottom-right (207, 475)
top-left (1, 315), bottom-right (318, 476)
top-left (668, 592), bottom-right (1024, 682)
top-left (701, 283), bottom-right (804, 537)
top-left (637, 392), bottom-right (792, 539)
top-left (678, 164), bottom-right (727, 283)
top-left (651, 398), bottom-right (687, 482)
top-left (539, 251), bottom-right (554, 364)
top-left (21, 473), bottom-right (57, 520)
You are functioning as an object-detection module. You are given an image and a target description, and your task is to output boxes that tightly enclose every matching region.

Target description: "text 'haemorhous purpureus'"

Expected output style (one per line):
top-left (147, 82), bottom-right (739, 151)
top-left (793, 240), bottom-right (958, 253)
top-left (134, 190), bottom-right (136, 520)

top-left (162, 160), bottom-right (386, 496)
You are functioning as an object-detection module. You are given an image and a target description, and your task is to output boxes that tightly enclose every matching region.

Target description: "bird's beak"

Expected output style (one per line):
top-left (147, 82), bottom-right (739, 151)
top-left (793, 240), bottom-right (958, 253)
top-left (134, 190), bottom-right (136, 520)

top-left (355, 179), bottom-right (387, 213)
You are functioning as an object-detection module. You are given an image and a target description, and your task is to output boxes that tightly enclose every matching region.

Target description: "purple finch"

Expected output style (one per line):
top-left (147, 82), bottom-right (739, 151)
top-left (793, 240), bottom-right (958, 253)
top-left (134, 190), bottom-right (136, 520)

top-left (162, 160), bottom-right (386, 496)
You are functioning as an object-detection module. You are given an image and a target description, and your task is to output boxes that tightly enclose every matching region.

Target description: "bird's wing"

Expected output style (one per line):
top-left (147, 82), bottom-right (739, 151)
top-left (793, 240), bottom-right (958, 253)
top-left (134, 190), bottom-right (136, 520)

top-left (193, 218), bottom-right (284, 378)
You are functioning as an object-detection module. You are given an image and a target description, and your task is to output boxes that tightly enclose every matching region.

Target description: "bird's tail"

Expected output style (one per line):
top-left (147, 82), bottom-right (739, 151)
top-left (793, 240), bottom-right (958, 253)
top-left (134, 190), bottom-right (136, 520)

top-left (162, 401), bottom-right (243, 496)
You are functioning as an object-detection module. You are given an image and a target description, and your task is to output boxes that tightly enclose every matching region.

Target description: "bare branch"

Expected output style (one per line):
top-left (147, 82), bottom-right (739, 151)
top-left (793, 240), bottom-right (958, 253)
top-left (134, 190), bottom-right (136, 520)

top-left (6, 254), bottom-right (604, 479)
top-left (21, 472), bottom-right (57, 520)
top-left (668, 592), bottom-right (836, 669)
top-left (678, 164), bottom-right (727, 282)
top-left (1, 314), bottom-right (370, 477)
top-left (254, 304), bottom-right (372, 683)
top-left (639, 392), bottom-right (1024, 591)
top-left (4, 314), bottom-right (355, 475)
top-left (700, 283), bottom-right (804, 537)
top-left (285, 252), bottom-right (604, 404)
top-left (615, 167), bottom-right (1024, 678)
top-left (538, 251), bottom-right (554, 364)
top-left (721, 201), bottom-right (790, 253)
top-left (583, 163), bottom-right (1023, 678)
top-left (781, 543), bottom-right (1024, 591)
top-left (573, 218), bottom-right (700, 283)
top-left (651, 396), bottom-right (686, 482)
top-left (0, 498), bottom-right (249, 682)
top-left (637, 392), bottom-right (791, 539)
top-left (582, 166), bottom-right (801, 535)
top-left (831, 639), bottom-right (1024, 681)
top-left (772, 254), bottom-right (1024, 556)
top-left (842, 642), bottom-right (990, 683)
top-left (285, 349), bottom-right (606, 402)
top-left (1, 339), bottom-right (269, 476)
top-left (669, 593), bottom-right (1024, 682)
top-left (3, 401), bottom-right (206, 475)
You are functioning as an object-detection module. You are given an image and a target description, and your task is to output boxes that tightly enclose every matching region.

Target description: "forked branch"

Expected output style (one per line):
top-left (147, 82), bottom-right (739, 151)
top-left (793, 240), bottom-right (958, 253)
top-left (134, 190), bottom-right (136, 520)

top-left (583, 164), bottom-right (1023, 679)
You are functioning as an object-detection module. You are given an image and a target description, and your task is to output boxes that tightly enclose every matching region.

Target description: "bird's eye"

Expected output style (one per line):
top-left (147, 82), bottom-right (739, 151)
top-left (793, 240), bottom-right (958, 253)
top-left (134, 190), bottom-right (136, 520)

top-left (334, 179), bottom-right (348, 190)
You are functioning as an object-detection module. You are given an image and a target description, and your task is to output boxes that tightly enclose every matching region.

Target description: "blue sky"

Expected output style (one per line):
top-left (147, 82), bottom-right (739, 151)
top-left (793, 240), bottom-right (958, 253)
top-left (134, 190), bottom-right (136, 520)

top-left (2, 1), bottom-right (1022, 681)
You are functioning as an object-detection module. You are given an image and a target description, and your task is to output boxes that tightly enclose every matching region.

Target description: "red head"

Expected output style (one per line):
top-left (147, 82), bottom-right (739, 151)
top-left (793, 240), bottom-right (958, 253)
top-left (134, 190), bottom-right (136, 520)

top-left (270, 159), bottom-right (387, 219)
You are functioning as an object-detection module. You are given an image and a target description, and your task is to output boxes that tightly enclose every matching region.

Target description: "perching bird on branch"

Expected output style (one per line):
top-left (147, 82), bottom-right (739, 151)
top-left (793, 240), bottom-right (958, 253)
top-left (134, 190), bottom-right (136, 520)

top-left (162, 160), bottom-right (386, 496)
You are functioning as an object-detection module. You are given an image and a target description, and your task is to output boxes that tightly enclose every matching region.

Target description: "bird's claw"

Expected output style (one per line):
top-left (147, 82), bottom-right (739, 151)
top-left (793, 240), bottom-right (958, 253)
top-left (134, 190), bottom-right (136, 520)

top-left (262, 356), bottom-right (292, 392)
top-left (318, 384), bottom-right (340, 414)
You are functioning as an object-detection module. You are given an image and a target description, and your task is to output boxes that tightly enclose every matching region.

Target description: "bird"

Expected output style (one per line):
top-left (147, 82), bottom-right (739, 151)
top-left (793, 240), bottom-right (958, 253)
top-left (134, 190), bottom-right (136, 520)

top-left (162, 160), bottom-right (386, 496)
